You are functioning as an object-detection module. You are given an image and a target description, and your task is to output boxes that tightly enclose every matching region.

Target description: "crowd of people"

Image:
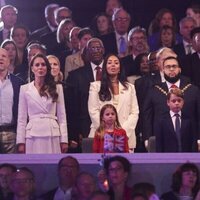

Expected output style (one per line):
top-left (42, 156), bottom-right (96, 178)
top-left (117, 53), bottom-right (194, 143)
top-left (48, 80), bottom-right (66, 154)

top-left (0, 155), bottom-right (200, 200)
top-left (0, 0), bottom-right (200, 154)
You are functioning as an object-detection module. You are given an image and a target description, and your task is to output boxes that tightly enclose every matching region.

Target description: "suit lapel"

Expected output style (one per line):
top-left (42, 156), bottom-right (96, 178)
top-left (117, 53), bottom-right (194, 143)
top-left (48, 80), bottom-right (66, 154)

top-left (116, 82), bottom-right (125, 112)
top-left (28, 82), bottom-right (49, 113)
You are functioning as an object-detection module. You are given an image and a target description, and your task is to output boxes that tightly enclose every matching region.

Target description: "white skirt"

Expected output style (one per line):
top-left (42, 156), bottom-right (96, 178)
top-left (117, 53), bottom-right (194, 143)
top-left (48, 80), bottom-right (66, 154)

top-left (26, 136), bottom-right (61, 154)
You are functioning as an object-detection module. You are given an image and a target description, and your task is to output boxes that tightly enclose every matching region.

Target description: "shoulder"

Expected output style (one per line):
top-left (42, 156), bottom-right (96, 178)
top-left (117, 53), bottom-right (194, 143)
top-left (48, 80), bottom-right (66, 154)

top-left (161, 191), bottom-right (177, 200)
top-left (90, 81), bottom-right (100, 88)
top-left (10, 74), bottom-right (25, 85)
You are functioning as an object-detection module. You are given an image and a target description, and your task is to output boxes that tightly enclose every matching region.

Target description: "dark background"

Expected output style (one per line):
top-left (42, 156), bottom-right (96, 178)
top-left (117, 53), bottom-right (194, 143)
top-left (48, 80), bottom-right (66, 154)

top-left (5, 0), bottom-right (200, 32)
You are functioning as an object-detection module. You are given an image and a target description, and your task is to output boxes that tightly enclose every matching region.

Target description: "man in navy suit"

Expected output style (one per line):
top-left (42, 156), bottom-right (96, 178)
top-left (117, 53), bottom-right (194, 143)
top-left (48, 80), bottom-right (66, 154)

top-left (0, 48), bottom-right (24, 153)
top-left (31, 3), bottom-right (59, 41)
top-left (156, 88), bottom-right (197, 152)
top-left (41, 156), bottom-right (80, 200)
top-left (65, 38), bottom-right (105, 152)
top-left (100, 8), bottom-right (130, 58)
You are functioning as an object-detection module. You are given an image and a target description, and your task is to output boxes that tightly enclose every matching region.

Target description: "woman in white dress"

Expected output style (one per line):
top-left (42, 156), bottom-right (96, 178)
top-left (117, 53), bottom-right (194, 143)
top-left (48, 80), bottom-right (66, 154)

top-left (88, 53), bottom-right (139, 151)
top-left (17, 54), bottom-right (68, 154)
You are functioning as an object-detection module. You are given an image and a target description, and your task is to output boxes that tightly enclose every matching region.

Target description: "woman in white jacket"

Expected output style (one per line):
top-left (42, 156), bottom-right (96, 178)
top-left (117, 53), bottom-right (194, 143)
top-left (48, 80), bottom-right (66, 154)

top-left (17, 54), bottom-right (68, 154)
top-left (88, 53), bottom-right (139, 151)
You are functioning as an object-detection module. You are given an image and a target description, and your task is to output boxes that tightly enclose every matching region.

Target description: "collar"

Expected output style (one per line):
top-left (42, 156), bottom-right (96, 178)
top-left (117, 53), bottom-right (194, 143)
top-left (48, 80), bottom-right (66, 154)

top-left (182, 40), bottom-right (195, 54)
top-left (166, 80), bottom-right (180, 89)
top-left (170, 110), bottom-right (181, 118)
top-left (57, 186), bottom-right (72, 194)
top-left (90, 61), bottom-right (103, 71)
top-left (115, 31), bottom-right (128, 41)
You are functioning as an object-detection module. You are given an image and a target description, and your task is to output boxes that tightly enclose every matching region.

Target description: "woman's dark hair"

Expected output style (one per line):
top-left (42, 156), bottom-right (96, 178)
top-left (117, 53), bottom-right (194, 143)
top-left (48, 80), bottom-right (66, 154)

top-left (1, 39), bottom-right (20, 67)
top-left (78, 27), bottom-right (94, 40)
top-left (99, 53), bottom-right (127, 101)
top-left (10, 24), bottom-right (30, 41)
top-left (134, 53), bottom-right (149, 75)
top-left (30, 54), bottom-right (58, 102)
top-left (171, 163), bottom-right (200, 196)
top-left (104, 155), bottom-right (131, 175)
top-left (91, 12), bottom-right (113, 36)
top-left (158, 25), bottom-right (176, 48)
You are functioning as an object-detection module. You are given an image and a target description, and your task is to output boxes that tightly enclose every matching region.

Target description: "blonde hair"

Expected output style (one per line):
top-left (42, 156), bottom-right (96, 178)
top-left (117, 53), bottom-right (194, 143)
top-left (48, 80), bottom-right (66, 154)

top-left (47, 55), bottom-right (63, 82)
top-left (96, 104), bottom-right (121, 138)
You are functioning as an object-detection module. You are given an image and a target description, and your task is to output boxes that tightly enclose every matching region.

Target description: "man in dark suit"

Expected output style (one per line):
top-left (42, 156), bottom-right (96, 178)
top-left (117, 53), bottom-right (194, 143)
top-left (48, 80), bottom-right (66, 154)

top-left (0, 48), bottom-right (24, 153)
top-left (65, 38), bottom-right (104, 152)
top-left (0, 5), bottom-right (17, 44)
top-left (41, 156), bottom-right (80, 200)
top-left (181, 27), bottom-right (200, 89)
top-left (173, 16), bottom-right (196, 58)
top-left (100, 8), bottom-right (130, 58)
top-left (156, 88), bottom-right (197, 152)
top-left (142, 56), bottom-right (200, 146)
top-left (31, 3), bottom-right (59, 41)
top-left (40, 6), bottom-right (72, 55)
top-left (121, 26), bottom-right (149, 76)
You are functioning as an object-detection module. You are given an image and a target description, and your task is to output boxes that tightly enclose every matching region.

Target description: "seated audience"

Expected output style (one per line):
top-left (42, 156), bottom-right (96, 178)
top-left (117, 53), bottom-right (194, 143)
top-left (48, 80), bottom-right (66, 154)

top-left (161, 163), bottom-right (200, 200)
top-left (104, 155), bottom-right (132, 200)
top-left (10, 167), bottom-right (36, 200)
top-left (0, 163), bottom-right (16, 200)
top-left (72, 172), bottom-right (96, 200)
top-left (41, 156), bottom-right (80, 200)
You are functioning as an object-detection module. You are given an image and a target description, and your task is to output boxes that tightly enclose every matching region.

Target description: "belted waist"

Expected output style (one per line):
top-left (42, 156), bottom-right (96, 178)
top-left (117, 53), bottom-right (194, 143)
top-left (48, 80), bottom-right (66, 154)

top-left (0, 124), bottom-right (15, 132)
top-left (29, 114), bottom-right (57, 120)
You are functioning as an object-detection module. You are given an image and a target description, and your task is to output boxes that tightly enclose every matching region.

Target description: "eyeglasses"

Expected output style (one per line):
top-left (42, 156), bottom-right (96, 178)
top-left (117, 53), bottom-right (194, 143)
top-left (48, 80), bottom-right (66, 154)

top-left (164, 65), bottom-right (179, 70)
top-left (12, 178), bottom-right (33, 184)
top-left (115, 17), bottom-right (129, 22)
top-left (130, 36), bottom-right (146, 41)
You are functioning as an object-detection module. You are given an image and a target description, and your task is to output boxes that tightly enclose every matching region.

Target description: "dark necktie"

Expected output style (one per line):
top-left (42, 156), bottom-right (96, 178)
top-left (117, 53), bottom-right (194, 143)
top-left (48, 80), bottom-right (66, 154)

top-left (95, 66), bottom-right (102, 81)
top-left (175, 113), bottom-right (181, 152)
top-left (186, 44), bottom-right (192, 55)
top-left (119, 36), bottom-right (127, 55)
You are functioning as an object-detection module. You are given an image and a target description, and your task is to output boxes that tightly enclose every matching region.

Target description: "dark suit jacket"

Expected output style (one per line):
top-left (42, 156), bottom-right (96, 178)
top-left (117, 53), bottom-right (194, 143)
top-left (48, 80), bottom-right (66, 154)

top-left (173, 42), bottom-right (186, 58)
top-left (142, 76), bottom-right (200, 140)
top-left (31, 25), bottom-right (52, 41)
top-left (160, 191), bottom-right (178, 200)
top-left (10, 74), bottom-right (24, 128)
top-left (155, 113), bottom-right (197, 152)
top-left (100, 32), bottom-right (118, 55)
top-left (65, 63), bottom-right (94, 141)
top-left (40, 188), bottom-right (57, 200)
top-left (120, 55), bottom-right (139, 76)
top-left (0, 30), bottom-right (3, 44)
top-left (134, 71), bottom-right (162, 135)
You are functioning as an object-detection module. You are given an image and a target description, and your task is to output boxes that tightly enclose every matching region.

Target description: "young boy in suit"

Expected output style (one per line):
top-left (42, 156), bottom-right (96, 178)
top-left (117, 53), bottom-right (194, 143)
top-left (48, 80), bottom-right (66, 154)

top-left (155, 88), bottom-right (198, 152)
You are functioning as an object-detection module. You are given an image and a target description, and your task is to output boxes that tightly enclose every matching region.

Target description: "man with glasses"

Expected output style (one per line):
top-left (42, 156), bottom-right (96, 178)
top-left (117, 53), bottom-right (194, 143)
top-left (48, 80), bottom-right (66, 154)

top-left (142, 56), bottom-right (200, 149)
top-left (10, 167), bottom-right (35, 200)
top-left (121, 26), bottom-right (149, 77)
top-left (41, 156), bottom-right (80, 200)
top-left (100, 8), bottom-right (130, 58)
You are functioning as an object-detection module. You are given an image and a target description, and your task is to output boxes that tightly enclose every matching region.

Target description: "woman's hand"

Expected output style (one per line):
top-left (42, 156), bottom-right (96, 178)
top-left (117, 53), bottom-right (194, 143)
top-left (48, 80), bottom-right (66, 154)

top-left (60, 143), bottom-right (68, 153)
top-left (17, 143), bottom-right (25, 153)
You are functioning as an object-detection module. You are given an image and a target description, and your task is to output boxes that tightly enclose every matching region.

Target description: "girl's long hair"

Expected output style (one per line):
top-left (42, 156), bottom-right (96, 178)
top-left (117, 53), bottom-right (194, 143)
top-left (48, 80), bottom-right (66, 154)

top-left (96, 104), bottom-right (121, 139)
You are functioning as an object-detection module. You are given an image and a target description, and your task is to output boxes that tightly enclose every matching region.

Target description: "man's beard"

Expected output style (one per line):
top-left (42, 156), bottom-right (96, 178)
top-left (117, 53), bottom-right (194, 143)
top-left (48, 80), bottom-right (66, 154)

top-left (164, 72), bottom-right (181, 83)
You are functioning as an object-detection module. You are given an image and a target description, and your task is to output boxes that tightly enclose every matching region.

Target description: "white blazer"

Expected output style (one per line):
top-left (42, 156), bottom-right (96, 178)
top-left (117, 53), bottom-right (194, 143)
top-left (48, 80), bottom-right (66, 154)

top-left (88, 81), bottom-right (139, 149)
top-left (17, 82), bottom-right (68, 144)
